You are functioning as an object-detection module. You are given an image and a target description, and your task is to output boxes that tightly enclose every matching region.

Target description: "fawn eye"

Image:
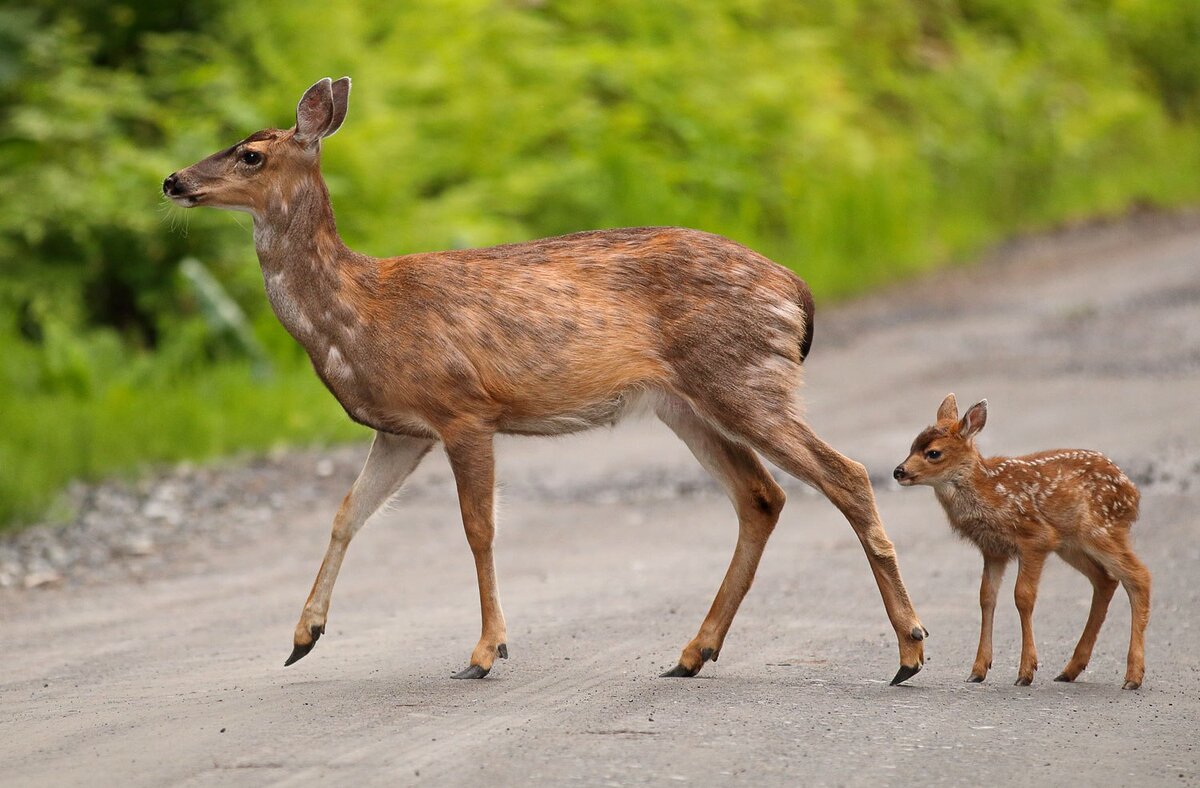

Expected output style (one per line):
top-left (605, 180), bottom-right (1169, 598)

top-left (239, 150), bottom-right (263, 166)
top-left (925, 449), bottom-right (942, 460)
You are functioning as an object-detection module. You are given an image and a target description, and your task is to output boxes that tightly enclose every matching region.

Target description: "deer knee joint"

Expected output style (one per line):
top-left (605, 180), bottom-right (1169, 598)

top-left (865, 528), bottom-right (897, 561)
top-left (748, 484), bottom-right (785, 520)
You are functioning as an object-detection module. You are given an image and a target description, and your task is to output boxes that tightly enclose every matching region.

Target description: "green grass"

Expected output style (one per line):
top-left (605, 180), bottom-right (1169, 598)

top-left (0, 356), bottom-right (366, 529)
top-left (4, 0), bottom-right (1200, 529)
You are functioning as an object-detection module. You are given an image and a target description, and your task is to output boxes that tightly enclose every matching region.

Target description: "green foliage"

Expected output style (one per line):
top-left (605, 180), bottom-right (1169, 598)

top-left (1, 0), bottom-right (1199, 526)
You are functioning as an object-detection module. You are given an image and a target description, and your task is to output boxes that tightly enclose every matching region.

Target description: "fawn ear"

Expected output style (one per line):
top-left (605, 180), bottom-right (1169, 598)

top-left (295, 77), bottom-right (335, 147)
top-left (937, 393), bottom-right (959, 421)
top-left (325, 77), bottom-right (352, 138)
top-left (959, 399), bottom-right (988, 439)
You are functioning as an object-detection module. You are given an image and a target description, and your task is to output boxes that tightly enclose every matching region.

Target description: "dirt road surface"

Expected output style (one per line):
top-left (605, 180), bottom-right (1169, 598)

top-left (3, 217), bottom-right (1199, 786)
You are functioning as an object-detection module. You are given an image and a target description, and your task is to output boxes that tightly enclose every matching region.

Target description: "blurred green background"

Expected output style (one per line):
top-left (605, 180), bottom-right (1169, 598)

top-left (2, 0), bottom-right (1199, 527)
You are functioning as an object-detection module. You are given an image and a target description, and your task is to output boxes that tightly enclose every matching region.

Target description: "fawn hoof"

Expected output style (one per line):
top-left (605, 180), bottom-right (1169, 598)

top-left (1014, 676), bottom-right (1033, 687)
top-left (890, 663), bottom-right (921, 686)
top-left (1122, 680), bottom-right (1141, 691)
top-left (661, 663), bottom-right (699, 678)
top-left (497, 643), bottom-right (508, 660)
top-left (284, 625), bottom-right (323, 666)
top-left (967, 674), bottom-right (985, 683)
top-left (1054, 672), bottom-right (1074, 683)
top-left (452, 664), bottom-right (490, 680)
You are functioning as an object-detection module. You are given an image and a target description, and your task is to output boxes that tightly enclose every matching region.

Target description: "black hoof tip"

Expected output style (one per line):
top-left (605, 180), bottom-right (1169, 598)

top-left (660, 664), bottom-right (697, 678)
top-left (890, 663), bottom-right (921, 686)
top-left (284, 642), bottom-right (314, 667)
top-left (910, 626), bottom-right (925, 642)
top-left (1014, 676), bottom-right (1032, 686)
top-left (1054, 672), bottom-right (1073, 683)
top-left (497, 643), bottom-right (508, 660)
top-left (1122, 680), bottom-right (1141, 691)
top-left (700, 647), bottom-right (715, 662)
top-left (452, 664), bottom-right (490, 680)
top-left (967, 674), bottom-right (985, 683)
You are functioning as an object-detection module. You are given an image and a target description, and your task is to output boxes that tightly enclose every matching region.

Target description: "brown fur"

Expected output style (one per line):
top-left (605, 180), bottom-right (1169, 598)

top-left (164, 77), bottom-right (927, 680)
top-left (895, 394), bottom-right (1151, 689)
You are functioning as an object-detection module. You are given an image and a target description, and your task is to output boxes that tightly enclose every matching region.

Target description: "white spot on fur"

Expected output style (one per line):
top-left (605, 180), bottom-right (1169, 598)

top-left (325, 345), bottom-right (354, 381)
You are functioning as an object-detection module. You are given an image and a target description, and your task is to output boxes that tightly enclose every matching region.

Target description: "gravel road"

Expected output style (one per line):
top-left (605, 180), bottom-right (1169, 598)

top-left (3, 215), bottom-right (1199, 786)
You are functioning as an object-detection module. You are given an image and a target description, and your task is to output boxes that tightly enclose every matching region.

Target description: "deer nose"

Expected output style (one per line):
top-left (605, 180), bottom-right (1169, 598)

top-left (163, 173), bottom-right (182, 196)
top-left (893, 465), bottom-right (907, 481)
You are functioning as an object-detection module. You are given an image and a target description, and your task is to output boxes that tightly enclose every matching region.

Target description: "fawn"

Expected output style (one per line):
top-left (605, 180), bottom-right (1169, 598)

top-left (163, 76), bottom-right (928, 684)
top-left (894, 394), bottom-right (1150, 689)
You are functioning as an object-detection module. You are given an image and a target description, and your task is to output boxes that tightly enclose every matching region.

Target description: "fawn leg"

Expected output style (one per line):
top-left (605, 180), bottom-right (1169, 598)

top-left (443, 428), bottom-right (508, 679)
top-left (1091, 542), bottom-right (1151, 690)
top-left (729, 413), bottom-right (926, 684)
top-left (1013, 548), bottom-right (1047, 686)
top-left (287, 432), bottom-right (433, 666)
top-left (1054, 550), bottom-right (1118, 682)
top-left (969, 554), bottom-right (1007, 682)
top-left (655, 397), bottom-right (786, 678)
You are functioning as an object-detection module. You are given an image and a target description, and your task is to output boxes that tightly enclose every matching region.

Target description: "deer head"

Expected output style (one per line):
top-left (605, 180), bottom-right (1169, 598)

top-left (893, 393), bottom-right (988, 487)
top-left (162, 77), bottom-right (351, 218)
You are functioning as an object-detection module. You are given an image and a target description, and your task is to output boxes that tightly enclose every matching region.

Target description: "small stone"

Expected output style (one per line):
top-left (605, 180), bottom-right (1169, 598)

top-left (315, 459), bottom-right (335, 478)
top-left (23, 570), bottom-right (63, 589)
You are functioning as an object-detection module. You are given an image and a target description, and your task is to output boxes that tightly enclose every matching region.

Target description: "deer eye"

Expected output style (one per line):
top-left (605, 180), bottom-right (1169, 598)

top-left (239, 150), bottom-right (263, 166)
top-left (925, 449), bottom-right (942, 460)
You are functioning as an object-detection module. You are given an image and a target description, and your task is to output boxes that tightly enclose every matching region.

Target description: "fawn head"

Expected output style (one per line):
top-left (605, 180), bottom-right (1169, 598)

top-left (893, 394), bottom-right (988, 487)
top-left (162, 77), bottom-right (351, 216)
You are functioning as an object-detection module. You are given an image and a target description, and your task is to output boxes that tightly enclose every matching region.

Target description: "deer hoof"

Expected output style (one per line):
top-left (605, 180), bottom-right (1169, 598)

top-left (890, 663), bottom-right (921, 686)
top-left (284, 624), bottom-right (323, 666)
top-left (910, 626), bottom-right (927, 641)
top-left (452, 664), bottom-right (490, 680)
top-left (1054, 672), bottom-right (1074, 682)
top-left (1122, 680), bottom-right (1141, 691)
top-left (660, 663), bottom-right (698, 678)
top-left (967, 674), bottom-right (985, 683)
top-left (497, 643), bottom-right (508, 659)
top-left (1014, 676), bottom-right (1033, 686)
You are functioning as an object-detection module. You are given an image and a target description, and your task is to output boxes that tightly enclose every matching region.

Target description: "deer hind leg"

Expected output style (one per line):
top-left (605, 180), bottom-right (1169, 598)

top-left (708, 403), bottom-right (926, 685)
top-left (286, 432), bottom-right (434, 666)
top-left (969, 554), bottom-right (1008, 683)
top-left (655, 396), bottom-right (786, 678)
top-left (1089, 537), bottom-right (1151, 690)
top-left (442, 428), bottom-right (508, 679)
top-left (1013, 547), bottom-right (1048, 685)
top-left (1054, 549), bottom-right (1118, 683)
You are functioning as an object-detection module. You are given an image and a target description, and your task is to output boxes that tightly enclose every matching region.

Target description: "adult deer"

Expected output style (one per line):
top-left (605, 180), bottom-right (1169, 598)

top-left (164, 77), bottom-right (927, 683)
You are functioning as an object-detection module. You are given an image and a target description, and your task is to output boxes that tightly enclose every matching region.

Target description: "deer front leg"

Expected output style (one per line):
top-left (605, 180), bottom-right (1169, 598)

top-left (968, 554), bottom-right (1007, 682)
top-left (1012, 548), bottom-right (1047, 686)
top-left (443, 429), bottom-right (508, 679)
top-left (286, 432), bottom-right (434, 666)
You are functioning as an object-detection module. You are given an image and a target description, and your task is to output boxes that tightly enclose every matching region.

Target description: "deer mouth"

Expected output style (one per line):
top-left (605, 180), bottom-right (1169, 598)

top-left (166, 192), bottom-right (204, 207)
top-left (162, 173), bottom-right (205, 206)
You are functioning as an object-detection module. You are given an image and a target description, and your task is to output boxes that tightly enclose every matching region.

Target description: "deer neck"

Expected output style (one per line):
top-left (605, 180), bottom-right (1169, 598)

top-left (251, 170), bottom-right (375, 361)
top-left (933, 455), bottom-right (987, 512)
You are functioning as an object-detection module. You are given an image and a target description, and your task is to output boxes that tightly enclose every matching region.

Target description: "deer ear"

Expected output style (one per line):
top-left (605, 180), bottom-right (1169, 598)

top-left (295, 77), bottom-right (335, 147)
top-left (324, 77), bottom-right (352, 138)
top-left (937, 393), bottom-right (959, 422)
top-left (959, 399), bottom-right (988, 439)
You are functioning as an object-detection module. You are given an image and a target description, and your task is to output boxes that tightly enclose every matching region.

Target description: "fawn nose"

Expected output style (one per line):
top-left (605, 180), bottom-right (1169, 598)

top-left (893, 465), bottom-right (907, 481)
top-left (162, 173), bottom-right (182, 196)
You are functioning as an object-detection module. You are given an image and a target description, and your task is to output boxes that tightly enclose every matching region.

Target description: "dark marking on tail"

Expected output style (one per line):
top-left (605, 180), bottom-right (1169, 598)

top-left (797, 281), bottom-right (815, 362)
